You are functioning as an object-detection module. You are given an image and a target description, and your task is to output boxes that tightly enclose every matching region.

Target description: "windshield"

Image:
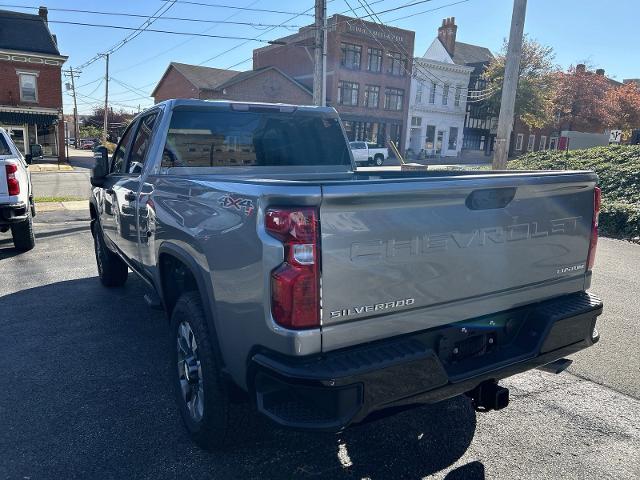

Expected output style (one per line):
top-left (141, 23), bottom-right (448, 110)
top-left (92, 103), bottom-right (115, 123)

top-left (163, 109), bottom-right (351, 168)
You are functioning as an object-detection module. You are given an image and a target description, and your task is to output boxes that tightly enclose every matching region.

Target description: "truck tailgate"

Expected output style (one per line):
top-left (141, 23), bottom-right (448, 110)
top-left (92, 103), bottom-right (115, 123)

top-left (319, 172), bottom-right (596, 344)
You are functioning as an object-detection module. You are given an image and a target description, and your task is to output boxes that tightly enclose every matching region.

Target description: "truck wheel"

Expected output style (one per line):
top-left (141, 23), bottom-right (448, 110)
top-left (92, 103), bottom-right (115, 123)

top-left (374, 154), bottom-right (384, 166)
top-left (92, 221), bottom-right (128, 287)
top-left (11, 210), bottom-right (35, 252)
top-left (171, 292), bottom-right (235, 450)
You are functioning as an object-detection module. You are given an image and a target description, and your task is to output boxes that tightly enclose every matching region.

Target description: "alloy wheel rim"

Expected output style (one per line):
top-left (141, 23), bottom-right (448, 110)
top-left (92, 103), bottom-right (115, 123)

top-left (176, 320), bottom-right (205, 422)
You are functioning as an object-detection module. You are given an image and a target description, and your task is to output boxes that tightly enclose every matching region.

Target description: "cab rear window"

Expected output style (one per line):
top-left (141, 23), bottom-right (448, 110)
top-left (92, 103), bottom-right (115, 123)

top-left (162, 109), bottom-right (351, 168)
top-left (0, 134), bottom-right (11, 155)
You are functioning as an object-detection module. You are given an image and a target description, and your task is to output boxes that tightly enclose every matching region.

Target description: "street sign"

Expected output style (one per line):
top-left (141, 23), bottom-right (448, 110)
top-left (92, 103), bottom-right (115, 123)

top-left (609, 130), bottom-right (622, 143)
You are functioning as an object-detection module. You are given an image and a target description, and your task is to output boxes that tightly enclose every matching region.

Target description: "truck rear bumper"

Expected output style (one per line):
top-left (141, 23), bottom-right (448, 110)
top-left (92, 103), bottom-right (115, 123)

top-left (0, 202), bottom-right (28, 225)
top-left (251, 292), bottom-right (603, 431)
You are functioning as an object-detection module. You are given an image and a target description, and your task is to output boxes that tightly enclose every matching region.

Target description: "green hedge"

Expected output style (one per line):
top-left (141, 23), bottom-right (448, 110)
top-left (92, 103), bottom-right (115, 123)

top-left (508, 145), bottom-right (640, 239)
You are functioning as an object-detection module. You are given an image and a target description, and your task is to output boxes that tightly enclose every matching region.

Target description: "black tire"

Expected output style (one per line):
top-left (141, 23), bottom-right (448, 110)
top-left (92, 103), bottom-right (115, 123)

top-left (170, 292), bottom-right (236, 450)
top-left (92, 221), bottom-right (128, 287)
top-left (11, 209), bottom-right (35, 252)
top-left (374, 154), bottom-right (384, 166)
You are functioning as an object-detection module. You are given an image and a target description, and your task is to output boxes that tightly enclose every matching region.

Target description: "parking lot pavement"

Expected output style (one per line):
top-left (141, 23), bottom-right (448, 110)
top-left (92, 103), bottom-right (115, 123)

top-left (0, 210), bottom-right (639, 480)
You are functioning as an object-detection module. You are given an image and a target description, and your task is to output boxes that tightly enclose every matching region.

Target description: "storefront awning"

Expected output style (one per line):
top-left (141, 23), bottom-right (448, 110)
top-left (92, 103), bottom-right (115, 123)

top-left (0, 110), bottom-right (59, 126)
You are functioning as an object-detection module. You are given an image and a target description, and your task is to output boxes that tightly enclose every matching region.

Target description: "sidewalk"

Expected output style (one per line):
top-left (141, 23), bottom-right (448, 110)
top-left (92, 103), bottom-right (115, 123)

top-left (28, 156), bottom-right (74, 173)
top-left (36, 200), bottom-right (88, 212)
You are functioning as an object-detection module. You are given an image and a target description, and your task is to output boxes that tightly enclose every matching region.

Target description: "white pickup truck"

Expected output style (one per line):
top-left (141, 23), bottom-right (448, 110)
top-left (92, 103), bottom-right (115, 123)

top-left (349, 141), bottom-right (388, 166)
top-left (0, 128), bottom-right (35, 251)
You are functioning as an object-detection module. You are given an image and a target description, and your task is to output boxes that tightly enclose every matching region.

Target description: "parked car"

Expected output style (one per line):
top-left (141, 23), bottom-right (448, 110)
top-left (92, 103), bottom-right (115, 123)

top-left (349, 141), bottom-right (388, 166)
top-left (89, 100), bottom-right (603, 450)
top-left (66, 137), bottom-right (75, 146)
top-left (0, 128), bottom-right (36, 251)
top-left (80, 139), bottom-right (98, 150)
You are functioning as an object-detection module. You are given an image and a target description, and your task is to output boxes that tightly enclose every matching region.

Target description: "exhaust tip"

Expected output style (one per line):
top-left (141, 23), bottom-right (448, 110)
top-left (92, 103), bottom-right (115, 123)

top-left (537, 358), bottom-right (573, 375)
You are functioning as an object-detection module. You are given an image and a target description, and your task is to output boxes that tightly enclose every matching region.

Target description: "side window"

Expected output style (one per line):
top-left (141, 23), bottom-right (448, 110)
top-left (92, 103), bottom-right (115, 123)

top-left (111, 122), bottom-right (137, 174)
top-left (127, 113), bottom-right (158, 174)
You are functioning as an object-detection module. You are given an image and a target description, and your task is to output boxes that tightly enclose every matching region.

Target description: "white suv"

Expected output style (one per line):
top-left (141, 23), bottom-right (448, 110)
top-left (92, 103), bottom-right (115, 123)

top-left (0, 128), bottom-right (35, 251)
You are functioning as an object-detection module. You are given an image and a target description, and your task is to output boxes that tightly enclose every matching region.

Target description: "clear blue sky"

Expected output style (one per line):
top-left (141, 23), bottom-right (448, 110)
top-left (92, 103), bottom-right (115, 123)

top-left (6, 0), bottom-right (635, 114)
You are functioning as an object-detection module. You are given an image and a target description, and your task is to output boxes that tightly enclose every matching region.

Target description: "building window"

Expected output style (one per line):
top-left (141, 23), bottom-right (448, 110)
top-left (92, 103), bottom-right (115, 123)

top-left (363, 84), bottom-right (380, 108)
top-left (384, 88), bottom-right (404, 111)
top-left (429, 81), bottom-right (436, 104)
top-left (442, 84), bottom-right (450, 105)
top-left (454, 85), bottom-right (462, 106)
top-left (18, 72), bottom-right (38, 103)
top-left (415, 82), bottom-right (423, 103)
top-left (540, 135), bottom-right (547, 150)
top-left (367, 47), bottom-right (383, 72)
top-left (515, 133), bottom-right (524, 151)
top-left (527, 134), bottom-right (536, 151)
top-left (549, 137), bottom-right (558, 150)
top-left (411, 116), bottom-right (422, 127)
top-left (448, 127), bottom-right (458, 150)
top-left (338, 81), bottom-right (359, 106)
top-left (425, 125), bottom-right (436, 149)
top-left (388, 51), bottom-right (407, 76)
top-left (341, 43), bottom-right (362, 70)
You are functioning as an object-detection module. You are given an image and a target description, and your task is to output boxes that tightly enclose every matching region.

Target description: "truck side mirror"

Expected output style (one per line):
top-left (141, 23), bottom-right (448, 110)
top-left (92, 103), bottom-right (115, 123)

top-left (91, 146), bottom-right (110, 187)
top-left (24, 154), bottom-right (33, 165)
top-left (30, 144), bottom-right (43, 158)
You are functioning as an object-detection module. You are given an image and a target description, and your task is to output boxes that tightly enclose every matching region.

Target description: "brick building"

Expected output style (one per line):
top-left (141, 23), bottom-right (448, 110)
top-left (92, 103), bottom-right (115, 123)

top-left (152, 62), bottom-right (312, 105)
top-left (253, 15), bottom-right (415, 152)
top-left (0, 7), bottom-right (67, 160)
top-left (509, 65), bottom-right (623, 157)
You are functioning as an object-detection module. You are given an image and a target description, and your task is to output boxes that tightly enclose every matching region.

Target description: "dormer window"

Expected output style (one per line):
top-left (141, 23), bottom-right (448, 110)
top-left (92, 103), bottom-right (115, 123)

top-left (18, 71), bottom-right (38, 103)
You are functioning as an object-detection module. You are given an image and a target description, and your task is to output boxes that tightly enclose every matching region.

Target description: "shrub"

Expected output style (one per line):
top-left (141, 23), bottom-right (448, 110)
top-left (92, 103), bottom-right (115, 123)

top-left (509, 145), bottom-right (640, 239)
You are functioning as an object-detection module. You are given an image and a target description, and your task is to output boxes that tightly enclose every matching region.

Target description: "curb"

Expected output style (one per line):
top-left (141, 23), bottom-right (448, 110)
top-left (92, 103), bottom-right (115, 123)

top-left (36, 200), bottom-right (88, 212)
top-left (29, 163), bottom-right (74, 173)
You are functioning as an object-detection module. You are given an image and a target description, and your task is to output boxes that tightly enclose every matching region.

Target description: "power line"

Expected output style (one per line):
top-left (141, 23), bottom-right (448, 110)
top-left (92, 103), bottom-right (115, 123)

top-left (158, 0), bottom-right (314, 16)
top-left (0, 16), bottom-right (287, 43)
top-left (0, 4), bottom-right (305, 28)
top-left (75, 0), bottom-right (178, 70)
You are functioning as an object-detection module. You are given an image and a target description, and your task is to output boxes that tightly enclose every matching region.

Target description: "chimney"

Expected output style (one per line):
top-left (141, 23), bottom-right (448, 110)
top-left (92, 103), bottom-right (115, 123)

top-left (595, 68), bottom-right (605, 76)
top-left (576, 63), bottom-right (586, 74)
top-left (438, 17), bottom-right (457, 56)
top-left (38, 6), bottom-right (48, 24)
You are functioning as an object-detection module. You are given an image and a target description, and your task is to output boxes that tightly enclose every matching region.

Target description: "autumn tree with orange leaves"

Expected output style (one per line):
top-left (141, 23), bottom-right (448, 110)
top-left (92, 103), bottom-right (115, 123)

top-left (606, 81), bottom-right (640, 131)
top-left (553, 66), bottom-right (615, 132)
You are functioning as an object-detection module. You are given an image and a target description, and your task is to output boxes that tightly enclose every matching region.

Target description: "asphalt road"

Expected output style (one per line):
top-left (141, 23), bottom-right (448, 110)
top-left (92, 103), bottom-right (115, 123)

top-left (31, 149), bottom-right (93, 199)
top-left (0, 210), bottom-right (638, 480)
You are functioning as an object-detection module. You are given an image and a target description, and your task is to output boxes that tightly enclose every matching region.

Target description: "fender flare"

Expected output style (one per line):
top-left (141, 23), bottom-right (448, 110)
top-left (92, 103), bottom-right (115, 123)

top-left (157, 242), bottom-right (226, 368)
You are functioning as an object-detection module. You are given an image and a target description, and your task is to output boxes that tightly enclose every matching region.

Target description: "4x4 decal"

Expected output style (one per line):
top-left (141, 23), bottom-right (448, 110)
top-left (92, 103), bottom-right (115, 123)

top-left (218, 194), bottom-right (255, 216)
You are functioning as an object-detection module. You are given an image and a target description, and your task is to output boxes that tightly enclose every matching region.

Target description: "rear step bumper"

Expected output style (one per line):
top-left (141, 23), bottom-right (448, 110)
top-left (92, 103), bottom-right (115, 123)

top-left (251, 292), bottom-right (603, 431)
top-left (0, 202), bottom-right (28, 225)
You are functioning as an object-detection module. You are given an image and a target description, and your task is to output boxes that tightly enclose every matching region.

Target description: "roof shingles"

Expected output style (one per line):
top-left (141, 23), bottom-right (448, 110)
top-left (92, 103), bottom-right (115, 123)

top-left (0, 9), bottom-right (60, 55)
top-left (170, 62), bottom-right (240, 91)
top-left (451, 41), bottom-right (493, 66)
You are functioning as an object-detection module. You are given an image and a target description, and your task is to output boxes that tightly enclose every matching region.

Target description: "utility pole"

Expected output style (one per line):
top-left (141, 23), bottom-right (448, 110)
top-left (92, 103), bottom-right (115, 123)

top-left (102, 53), bottom-right (109, 143)
top-left (63, 67), bottom-right (80, 148)
top-left (313, 0), bottom-right (326, 106)
top-left (492, 0), bottom-right (527, 170)
top-left (69, 67), bottom-right (79, 148)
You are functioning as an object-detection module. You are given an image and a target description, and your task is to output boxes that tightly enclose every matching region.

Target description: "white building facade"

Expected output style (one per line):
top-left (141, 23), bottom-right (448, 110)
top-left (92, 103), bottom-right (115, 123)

top-left (405, 38), bottom-right (473, 158)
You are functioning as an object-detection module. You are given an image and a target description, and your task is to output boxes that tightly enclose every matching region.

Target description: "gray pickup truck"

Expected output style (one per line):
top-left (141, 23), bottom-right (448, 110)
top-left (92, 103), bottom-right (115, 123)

top-left (89, 99), bottom-right (603, 450)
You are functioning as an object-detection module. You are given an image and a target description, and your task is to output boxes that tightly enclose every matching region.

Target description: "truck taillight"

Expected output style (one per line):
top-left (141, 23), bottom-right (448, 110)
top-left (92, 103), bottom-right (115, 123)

top-left (266, 207), bottom-right (320, 329)
top-left (5, 162), bottom-right (19, 196)
top-left (587, 186), bottom-right (601, 270)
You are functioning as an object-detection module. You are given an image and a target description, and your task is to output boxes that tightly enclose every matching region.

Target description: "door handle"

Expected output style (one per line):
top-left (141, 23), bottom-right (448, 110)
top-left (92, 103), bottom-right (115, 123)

top-left (105, 188), bottom-right (115, 195)
top-left (124, 191), bottom-right (137, 202)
